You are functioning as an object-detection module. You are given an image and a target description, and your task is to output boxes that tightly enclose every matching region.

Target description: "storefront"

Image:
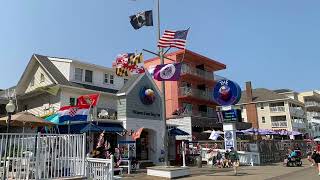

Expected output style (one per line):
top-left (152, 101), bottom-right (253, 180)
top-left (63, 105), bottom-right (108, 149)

top-left (116, 74), bottom-right (165, 165)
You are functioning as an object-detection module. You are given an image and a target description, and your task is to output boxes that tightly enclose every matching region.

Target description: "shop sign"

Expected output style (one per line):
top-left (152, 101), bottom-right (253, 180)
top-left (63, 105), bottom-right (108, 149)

top-left (132, 110), bottom-right (160, 117)
top-left (221, 109), bottom-right (242, 122)
top-left (213, 79), bottom-right (241, 106)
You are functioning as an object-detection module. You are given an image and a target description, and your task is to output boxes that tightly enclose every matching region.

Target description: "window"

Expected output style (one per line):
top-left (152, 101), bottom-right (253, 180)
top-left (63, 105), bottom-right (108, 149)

top-left (75, 68), bottom-right (83, 81)
top-left (260, 103), bottom-right (264, 109)
top-left (262, 117), bottom-right (266, 123)
top-left (124, 78), bottom-right (128, 84)
top-left (104, 74), bottom-right (109, 84)
top-left (85, 70), bottom-right (93, 83)
top-left (24, 105), bottom-right (28, 111)
top-left (40, 73), bottom-right (45, 82)
top-left (110, 75), bottom-right (114, 84)
top-left (30, 77), bottom-right (35, 86)
top-left (69, 97), bottom-right (76, 106)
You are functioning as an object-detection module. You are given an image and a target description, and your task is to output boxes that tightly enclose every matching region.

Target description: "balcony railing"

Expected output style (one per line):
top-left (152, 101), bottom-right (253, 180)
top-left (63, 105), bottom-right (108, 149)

top-left (182, 109), bottom-right (217, 118)
top-left (179, 87), bottom-right (213, 101)
top-left (307, 112), bottom-right (320, 118)
top-left (270, 106), bottom-right (286, 112)
top-left (305, 101), bottom-right (320, 107)
top-left (271, 121), bottom-right (288, 128)
top-left (289, 107), bottom-right (305, 117)
top-left (292, 119), bottom-right (307, 129)
top-left (180, 64), bottom-right (215, 80)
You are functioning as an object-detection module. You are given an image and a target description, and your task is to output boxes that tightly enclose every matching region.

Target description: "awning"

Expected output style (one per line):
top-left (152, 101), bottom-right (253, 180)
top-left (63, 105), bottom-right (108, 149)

top-left (168, 127), bottom-right (189, 136)
top-left (58, 122), bottom-right (125, 134)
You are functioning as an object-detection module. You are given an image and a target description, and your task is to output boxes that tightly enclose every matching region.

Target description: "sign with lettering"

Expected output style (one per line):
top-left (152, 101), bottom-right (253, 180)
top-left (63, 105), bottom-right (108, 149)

top-left (221, 109), bottom-right (242, 122)
top-left (213, 79), bottom-right (241, 106)
top-left (132, 110), bottom-right (160, 118)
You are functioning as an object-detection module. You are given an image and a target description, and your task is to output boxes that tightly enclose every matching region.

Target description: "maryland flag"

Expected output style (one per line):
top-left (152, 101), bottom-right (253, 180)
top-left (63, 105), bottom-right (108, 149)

top-left (114, 53), bottom-right (145, 77)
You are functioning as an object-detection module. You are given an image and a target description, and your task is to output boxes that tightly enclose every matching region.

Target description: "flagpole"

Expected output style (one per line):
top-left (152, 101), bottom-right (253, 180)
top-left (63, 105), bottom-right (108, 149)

top-left (157, 0), bottom-right (169, 167)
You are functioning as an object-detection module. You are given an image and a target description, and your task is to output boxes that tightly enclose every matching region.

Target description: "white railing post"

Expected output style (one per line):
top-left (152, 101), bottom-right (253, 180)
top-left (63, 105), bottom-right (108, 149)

top-left (82, 133), bottom-right (86, 176)
top-left (35, 132), bottom-right (41, 180)
top-left (110, 155), bottom-right (114, 179)
top-left (182, 141), bottom-right (186, 167)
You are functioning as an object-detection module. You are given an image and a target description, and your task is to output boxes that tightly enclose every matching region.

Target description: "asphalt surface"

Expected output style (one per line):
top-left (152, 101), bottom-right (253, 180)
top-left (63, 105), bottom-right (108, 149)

top-left (266, 167), bottom-right (319, 180)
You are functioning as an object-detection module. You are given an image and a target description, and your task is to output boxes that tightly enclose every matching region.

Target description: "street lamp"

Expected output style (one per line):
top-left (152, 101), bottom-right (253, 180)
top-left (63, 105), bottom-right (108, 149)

top-left (5, 99), bottom-right (16, 133)
top-left (3, 99), bottom-right (15, 180)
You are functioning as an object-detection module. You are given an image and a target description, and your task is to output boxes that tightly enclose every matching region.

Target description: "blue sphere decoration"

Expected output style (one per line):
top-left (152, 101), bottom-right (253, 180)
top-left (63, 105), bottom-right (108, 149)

top-left (213, 80), bottom-right (241, 106)
top-left (139, 87), bottom-right (155, 105)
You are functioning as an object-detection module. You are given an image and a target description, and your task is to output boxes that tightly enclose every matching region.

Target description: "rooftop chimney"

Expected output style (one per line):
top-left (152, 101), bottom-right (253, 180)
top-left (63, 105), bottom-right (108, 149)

top-left (246, 81), bottom-right (253, 103)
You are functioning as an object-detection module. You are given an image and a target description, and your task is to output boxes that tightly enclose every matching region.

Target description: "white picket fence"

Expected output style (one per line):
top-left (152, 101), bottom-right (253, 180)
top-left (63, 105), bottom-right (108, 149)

top-left (86, 157), bottom-right (114, 180)
top-left (0, 133), bottom-right (86, 179)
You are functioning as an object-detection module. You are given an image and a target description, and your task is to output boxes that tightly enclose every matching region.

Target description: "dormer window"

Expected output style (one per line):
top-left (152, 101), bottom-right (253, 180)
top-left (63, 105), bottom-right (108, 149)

top-left (85, 70), bottom-right (93, 83)
top-left (40, 73), bottom-right (45, 83)
top-left (75, 68), bottom-right (83, 81)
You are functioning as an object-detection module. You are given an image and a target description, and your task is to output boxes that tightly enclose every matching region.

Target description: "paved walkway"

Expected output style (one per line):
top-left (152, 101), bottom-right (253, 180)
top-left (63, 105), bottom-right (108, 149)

top-left (123, 159), bottom-right (317, 180)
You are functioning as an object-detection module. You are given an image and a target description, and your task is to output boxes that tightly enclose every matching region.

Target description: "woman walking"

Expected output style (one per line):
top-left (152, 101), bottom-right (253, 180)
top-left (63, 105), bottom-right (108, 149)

top-left (312, 146), bottom-right (320, 176)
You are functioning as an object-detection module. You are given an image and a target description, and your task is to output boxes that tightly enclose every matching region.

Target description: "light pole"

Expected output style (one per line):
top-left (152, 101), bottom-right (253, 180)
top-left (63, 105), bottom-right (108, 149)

top-left (2, 99), bottom-right (16, 180)
top-left (156, 0), bottom-right (169, 167)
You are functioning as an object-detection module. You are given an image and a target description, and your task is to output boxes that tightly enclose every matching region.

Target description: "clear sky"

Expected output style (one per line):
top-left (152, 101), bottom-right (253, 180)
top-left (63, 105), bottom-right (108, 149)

top-left (0, 0), bottom-right (319, 92)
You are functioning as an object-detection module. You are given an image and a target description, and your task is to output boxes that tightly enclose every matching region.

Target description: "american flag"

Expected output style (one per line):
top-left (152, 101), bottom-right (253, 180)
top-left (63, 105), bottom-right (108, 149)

top-left (158, 29), bottom-right (189, 50)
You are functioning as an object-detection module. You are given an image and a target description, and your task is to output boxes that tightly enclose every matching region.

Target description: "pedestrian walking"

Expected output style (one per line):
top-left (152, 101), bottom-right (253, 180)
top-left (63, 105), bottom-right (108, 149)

top-left (229, 147), bottom-right (240, 176)
top-left (307, 145), bottom-right (315, 166)
top-left (311, 146), bottom-right (320, 176)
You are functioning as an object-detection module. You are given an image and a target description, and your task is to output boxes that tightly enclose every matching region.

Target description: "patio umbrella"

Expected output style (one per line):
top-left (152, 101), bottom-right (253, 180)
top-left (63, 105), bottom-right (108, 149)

top-left (314, 138), bottom-right (320, 142)
top-left (203, 130), bottom-right (224, 135)
top-left (0, 111), bottom-right (55, 127)
top-left (241, 128), bottom-right (261, 135)
top-left (290, 131), bottom-right (302, 136)
top-left (278, 129), bottom-right (291, 136)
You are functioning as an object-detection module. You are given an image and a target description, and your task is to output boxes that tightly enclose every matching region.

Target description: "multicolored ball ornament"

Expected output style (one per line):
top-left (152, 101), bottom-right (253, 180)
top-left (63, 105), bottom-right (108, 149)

top-left (139, 87), bottom-right (155, 105)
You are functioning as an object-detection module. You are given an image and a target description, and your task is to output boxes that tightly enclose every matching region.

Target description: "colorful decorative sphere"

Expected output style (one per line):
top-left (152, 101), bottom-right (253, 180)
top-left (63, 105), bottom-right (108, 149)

top-left (139, 87), bottom-right (155, 105)
top-left (145, 89), bottom-right (154, 97)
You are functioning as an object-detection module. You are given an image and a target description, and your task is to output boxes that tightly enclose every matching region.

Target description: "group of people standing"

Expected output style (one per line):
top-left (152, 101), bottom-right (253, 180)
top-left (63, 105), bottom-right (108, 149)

top-left (210, 147), bottom-right (240, 175)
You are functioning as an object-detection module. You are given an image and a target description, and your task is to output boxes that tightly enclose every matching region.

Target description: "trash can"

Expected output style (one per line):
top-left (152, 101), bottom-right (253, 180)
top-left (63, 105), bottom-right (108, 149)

top-left (196, 155), bottom-right (202, 168)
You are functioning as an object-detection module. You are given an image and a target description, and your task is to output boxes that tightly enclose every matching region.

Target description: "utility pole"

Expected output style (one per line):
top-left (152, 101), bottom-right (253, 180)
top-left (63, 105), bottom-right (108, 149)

top-left (156, 0), bottom-right (169, 166)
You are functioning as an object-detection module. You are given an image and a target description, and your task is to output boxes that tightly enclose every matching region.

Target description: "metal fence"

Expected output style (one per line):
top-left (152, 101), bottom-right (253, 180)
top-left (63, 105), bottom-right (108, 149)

top-left (0, 133), bottom-right (86, 179)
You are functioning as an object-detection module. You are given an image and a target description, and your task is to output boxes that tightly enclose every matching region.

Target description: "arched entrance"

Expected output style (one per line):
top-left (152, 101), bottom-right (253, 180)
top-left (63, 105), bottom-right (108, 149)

top-left (136, 128), bottom-right (157, 161)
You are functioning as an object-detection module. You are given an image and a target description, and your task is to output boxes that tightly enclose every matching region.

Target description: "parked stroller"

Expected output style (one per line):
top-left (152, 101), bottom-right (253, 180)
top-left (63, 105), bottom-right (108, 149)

top-left (286, 150), bottom-right (302, 167)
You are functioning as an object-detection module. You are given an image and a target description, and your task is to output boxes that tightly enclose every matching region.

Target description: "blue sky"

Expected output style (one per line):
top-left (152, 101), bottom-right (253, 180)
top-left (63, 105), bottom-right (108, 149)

top-left (0, 0), bottom-right (319, 92)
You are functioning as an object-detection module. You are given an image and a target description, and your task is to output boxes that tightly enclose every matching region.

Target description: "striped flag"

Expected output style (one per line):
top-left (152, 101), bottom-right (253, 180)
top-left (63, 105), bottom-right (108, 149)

top-left (158, 29), bottom-right (189, 49)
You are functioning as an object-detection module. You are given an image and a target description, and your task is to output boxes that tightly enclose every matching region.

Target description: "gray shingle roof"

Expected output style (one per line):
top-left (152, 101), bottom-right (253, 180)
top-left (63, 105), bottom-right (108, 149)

top-left (34, 54), bottom-right (72, 86)
top-left (70, 82), bottom-right (118, 94)
top-left (237, 88), bottom-right (288, 104)
top-left (117, 74), bottom-right (142, 94)
top-left (273, 89), bottom-right (293, 93)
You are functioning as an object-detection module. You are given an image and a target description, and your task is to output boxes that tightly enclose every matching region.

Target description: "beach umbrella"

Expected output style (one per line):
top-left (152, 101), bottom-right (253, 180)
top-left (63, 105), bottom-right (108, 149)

top-left (0, 111), bottom-right (55, 127)
top-left (45, 114), bottom-right (62, 124)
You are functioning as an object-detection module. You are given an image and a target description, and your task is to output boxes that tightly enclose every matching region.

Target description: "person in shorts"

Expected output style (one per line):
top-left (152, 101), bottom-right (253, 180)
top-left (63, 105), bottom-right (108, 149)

top-left (229, 147), bottom-right (240, 175)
